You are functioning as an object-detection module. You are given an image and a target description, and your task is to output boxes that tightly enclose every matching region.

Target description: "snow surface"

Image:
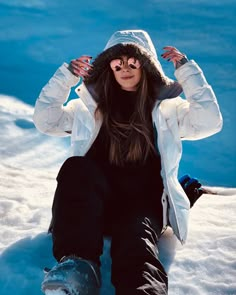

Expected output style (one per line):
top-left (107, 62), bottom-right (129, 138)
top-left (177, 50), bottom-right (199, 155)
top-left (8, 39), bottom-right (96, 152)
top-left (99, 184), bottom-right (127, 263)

top-left (45, 291), bottom-right (67, 295)
top-left (0, 96), bottom-right (235, 295)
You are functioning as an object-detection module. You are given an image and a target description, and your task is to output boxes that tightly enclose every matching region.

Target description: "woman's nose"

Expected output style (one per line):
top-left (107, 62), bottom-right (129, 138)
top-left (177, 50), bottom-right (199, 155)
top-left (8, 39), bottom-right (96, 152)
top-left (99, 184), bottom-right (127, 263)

top-left (122, 62), bottom-right (130, 71)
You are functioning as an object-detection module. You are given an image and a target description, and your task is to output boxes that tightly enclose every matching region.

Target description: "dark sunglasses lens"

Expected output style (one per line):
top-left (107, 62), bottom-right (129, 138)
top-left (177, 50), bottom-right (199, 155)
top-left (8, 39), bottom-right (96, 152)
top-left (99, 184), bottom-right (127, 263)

top-left (129, 64), bottom-right (137, 69)
top-left (115, 66), bottom-right (122, 71)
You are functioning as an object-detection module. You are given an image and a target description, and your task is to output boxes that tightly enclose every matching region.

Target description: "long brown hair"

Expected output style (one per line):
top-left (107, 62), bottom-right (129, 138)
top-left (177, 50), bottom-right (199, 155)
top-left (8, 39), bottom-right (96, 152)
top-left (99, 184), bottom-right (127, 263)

top-left (91, 67), bottom-right (160, 166)
top-left (84, 44), bottom-right (167, 165)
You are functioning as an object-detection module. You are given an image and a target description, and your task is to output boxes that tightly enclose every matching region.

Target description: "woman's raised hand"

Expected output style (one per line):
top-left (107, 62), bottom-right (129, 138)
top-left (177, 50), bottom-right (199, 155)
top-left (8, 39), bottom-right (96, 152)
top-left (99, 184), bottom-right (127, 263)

top-left (68, 55), bottom-right (93, 78)
top-left (161, 46), bottom-right (187, 68)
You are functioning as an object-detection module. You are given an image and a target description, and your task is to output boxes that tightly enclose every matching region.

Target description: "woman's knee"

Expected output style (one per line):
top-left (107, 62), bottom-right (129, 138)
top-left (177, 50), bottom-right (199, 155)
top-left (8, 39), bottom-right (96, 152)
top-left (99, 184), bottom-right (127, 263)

top-left (111, 215), bottom-right (161, 265)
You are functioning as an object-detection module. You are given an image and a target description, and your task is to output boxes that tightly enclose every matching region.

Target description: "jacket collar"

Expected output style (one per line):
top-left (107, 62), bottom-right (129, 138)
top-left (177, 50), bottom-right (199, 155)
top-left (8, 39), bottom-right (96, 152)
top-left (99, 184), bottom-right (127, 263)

top-left (75, 83), bottom-right (98, 109)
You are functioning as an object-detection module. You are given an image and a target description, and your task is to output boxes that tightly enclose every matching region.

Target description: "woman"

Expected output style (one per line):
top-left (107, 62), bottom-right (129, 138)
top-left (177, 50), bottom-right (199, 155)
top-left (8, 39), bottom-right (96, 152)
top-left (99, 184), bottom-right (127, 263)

top-left (33, 30), bottom-right (222, 295)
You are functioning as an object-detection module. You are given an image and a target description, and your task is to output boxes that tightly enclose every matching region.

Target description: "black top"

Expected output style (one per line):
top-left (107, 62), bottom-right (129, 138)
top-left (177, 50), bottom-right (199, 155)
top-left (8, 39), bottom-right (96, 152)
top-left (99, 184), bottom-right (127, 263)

top-left (85, 87), bottom-right (163, 198)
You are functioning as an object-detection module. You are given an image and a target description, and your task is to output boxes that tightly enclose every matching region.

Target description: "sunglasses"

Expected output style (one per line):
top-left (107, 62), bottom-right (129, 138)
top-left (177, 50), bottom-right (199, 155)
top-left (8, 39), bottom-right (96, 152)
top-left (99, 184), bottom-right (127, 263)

top-left (110, 57), bottom-right (141, 72)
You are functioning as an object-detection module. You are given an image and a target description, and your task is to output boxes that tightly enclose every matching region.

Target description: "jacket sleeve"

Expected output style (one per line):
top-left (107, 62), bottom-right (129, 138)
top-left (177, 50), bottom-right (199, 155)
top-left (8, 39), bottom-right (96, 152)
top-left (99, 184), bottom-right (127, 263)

top-left (33, 63), bottom-right (81, 137)
top-left (174, 60), bottom-right (223, 140)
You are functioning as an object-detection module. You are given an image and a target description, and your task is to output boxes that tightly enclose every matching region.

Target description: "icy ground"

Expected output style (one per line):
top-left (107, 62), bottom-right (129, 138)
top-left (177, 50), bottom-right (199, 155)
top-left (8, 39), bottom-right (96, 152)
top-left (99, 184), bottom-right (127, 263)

top-left (0, 96), bottom-right (235, 295)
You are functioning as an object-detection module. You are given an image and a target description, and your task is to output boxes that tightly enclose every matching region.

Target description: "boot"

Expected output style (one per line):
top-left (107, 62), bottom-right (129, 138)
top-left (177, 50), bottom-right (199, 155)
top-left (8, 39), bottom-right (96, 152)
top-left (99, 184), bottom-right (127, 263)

top-left (42, 256), bottom-right (101, 295)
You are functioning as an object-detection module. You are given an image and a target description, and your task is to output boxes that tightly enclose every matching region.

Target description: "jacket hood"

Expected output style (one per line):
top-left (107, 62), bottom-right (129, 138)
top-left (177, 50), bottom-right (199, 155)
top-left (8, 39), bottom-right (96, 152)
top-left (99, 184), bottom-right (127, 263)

top-left (104, 30), bottom-right (165, 77)
top-left (84, 30), bottom-right (182, 100)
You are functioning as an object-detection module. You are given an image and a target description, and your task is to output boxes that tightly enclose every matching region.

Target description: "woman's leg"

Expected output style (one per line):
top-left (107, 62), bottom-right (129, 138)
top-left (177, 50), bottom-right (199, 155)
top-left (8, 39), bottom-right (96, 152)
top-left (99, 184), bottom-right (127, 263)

top-left (50, 156), bottom-right (109, 266)
top-left (111, 213), bottom-right (168, 295)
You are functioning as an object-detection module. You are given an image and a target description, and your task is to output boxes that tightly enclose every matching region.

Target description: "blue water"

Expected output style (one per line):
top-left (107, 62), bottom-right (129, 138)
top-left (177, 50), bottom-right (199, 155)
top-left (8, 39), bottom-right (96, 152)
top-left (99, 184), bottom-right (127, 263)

top-left (0, 0), bottom-right (235, 187)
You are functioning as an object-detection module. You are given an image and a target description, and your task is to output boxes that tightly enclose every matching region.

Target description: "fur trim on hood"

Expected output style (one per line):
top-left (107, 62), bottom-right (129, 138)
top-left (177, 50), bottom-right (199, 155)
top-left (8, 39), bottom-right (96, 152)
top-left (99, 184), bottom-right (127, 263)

top-left (84, 30), bottom-right (182, 100)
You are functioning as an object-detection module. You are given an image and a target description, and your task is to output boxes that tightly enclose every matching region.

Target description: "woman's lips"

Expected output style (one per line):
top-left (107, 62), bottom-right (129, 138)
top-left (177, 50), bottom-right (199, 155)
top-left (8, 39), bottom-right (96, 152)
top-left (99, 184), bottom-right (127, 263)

top-left (121, 76), bottom-right (134, 80)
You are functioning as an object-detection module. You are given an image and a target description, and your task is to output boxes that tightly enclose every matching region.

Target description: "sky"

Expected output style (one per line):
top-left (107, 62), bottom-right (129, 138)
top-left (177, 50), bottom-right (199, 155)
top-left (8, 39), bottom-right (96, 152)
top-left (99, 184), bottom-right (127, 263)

top-left (0, 1), bottom-right (236, 294)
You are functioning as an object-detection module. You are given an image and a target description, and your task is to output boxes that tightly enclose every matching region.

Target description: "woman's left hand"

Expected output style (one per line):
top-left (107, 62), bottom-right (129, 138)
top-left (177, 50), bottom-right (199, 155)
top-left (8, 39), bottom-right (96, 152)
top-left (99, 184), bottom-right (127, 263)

top-left (161, 46), bottom-right (186, 68)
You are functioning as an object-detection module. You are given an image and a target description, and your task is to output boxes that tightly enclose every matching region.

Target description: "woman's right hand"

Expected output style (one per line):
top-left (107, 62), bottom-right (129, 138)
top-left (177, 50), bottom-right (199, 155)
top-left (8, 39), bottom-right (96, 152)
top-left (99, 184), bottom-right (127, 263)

top-left (68, 55), bottom-right (93, 78)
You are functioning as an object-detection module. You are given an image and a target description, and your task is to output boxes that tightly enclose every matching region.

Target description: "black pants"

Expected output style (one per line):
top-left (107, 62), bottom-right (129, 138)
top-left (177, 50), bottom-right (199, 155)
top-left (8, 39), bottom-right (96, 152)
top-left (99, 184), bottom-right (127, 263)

top-left (50, 156), bottom-right (167, 295)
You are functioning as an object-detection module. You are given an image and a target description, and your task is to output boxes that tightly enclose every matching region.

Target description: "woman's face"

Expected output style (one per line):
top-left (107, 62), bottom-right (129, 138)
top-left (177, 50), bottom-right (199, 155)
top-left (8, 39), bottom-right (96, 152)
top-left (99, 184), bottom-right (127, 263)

top-left (110, 56), bottom-right (142, 91)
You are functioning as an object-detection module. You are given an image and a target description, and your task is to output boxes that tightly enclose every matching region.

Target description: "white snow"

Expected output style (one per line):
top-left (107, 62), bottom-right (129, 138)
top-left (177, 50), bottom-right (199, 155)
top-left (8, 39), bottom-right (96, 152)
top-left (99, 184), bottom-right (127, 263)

top-left (45, 290), bottom-right (68, 295)
top-left (0, 95), bottom-right (235, 295)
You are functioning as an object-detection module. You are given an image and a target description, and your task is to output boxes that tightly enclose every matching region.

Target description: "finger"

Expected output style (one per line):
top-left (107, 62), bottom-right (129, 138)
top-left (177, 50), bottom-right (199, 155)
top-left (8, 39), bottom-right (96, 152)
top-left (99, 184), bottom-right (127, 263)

top-left (163, 46), bottom-right (177, 50)
top-left (74, 67), bottom-right (90, 77)
top-left (163, 46), bottom-right (179, 52)
top-left (69, 63), bottom-right (89, 78)
top-left (162, 51), bottom-right (183, 58)
top-left (169, 56), bottom-right (184, 63)
top-left (69, 62), bottom-right (80, 73)
top-left (70, 55), bottom-right (93, 67)
top-left (162, 47), bottom-right (183, 58)
top-left (72, 60), bottom-right (93, 69)
top-left (69, 69), bottom-right (80, 77)
top-left (72, 69), bottom-right (88, 78)
top-left (162, 53), bottom-right (185, 62)
top-left (76, 55), bottom-right (93, 64)
top-left (78, 68), bottom-right (90, 77)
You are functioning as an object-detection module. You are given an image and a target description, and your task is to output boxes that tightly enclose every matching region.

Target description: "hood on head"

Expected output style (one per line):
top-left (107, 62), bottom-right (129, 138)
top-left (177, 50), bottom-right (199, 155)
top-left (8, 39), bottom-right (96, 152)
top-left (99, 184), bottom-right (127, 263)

top-left (104, 30), bottom-right (158, 58)
top-left (84, 30), bottom-right (182, 100)
top-left (104, 30), bottom-right (163, 74)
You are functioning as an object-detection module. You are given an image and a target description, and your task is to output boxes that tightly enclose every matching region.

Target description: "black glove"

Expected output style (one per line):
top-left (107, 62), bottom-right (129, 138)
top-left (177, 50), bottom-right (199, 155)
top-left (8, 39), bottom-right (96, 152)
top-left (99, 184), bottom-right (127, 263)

top-left (179, 174), bottom-right (204, 208)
